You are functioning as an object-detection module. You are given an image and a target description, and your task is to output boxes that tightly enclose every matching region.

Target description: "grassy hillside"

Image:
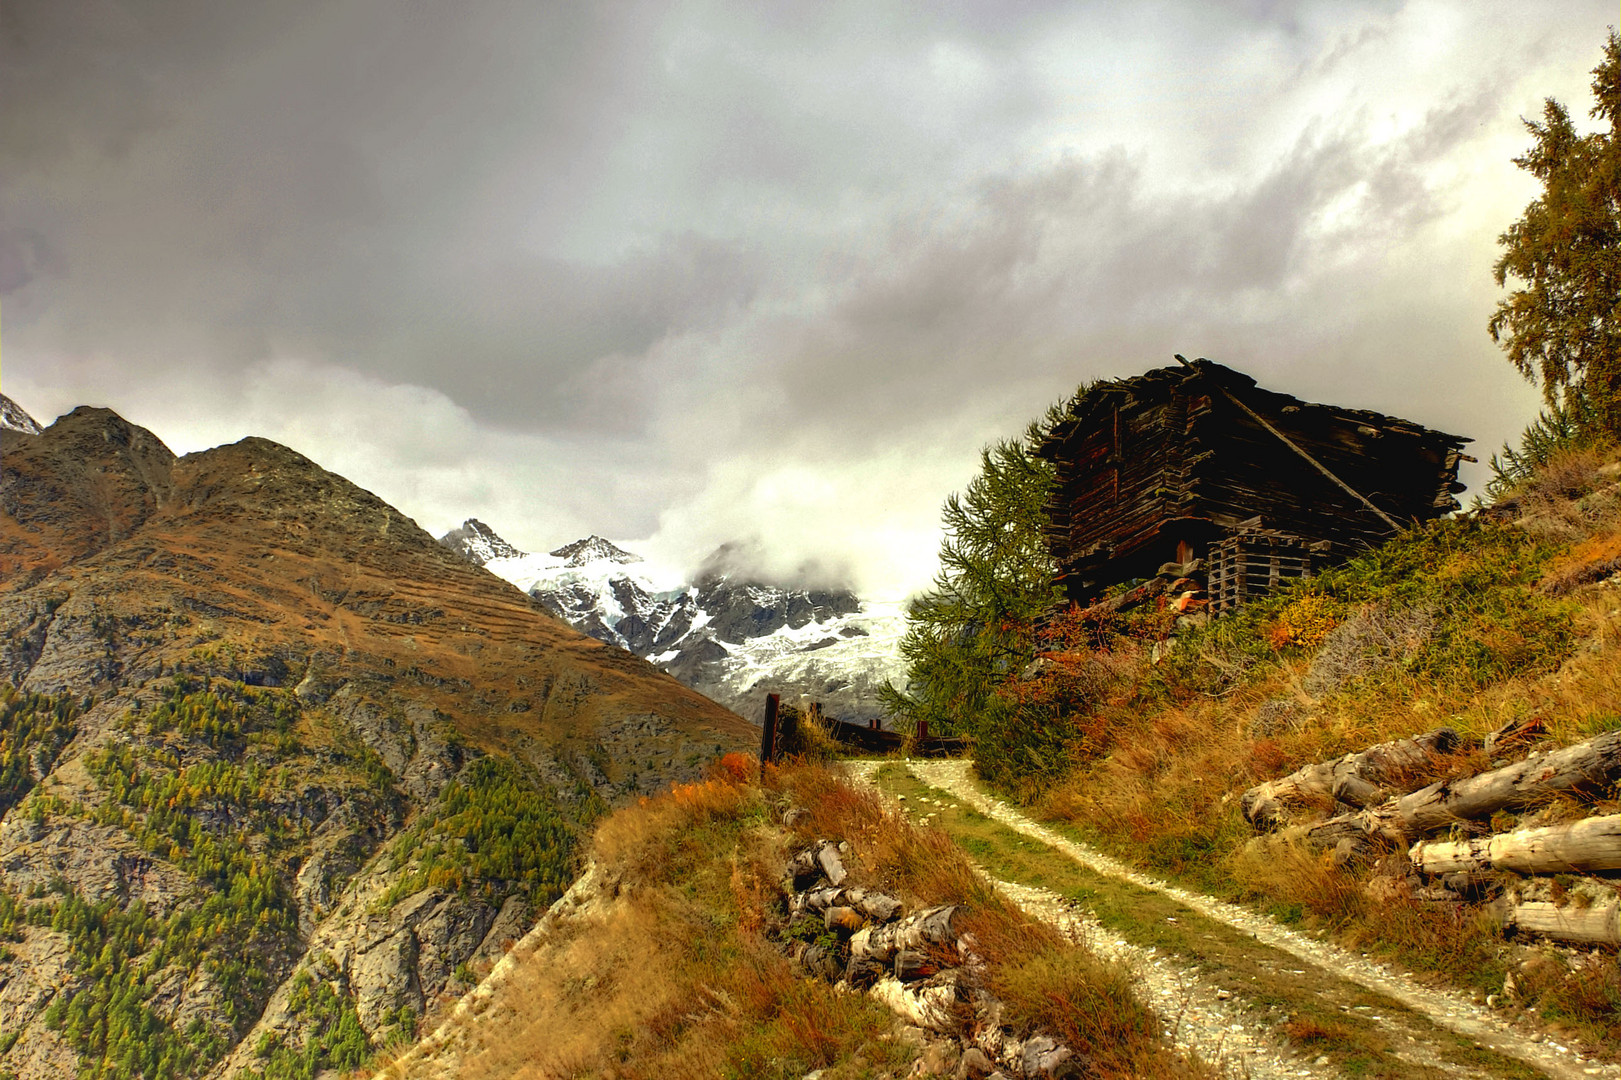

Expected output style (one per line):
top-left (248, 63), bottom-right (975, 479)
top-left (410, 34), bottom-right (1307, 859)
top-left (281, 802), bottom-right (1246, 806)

top-left (384, 757), bottom-right (1211, 1080)
top-left (966, 445), bottom-right (1621, 1051)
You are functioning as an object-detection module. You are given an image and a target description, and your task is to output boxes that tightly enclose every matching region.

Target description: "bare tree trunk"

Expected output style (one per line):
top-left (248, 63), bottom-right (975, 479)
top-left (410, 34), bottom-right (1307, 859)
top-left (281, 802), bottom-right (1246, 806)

top-left (1304, 730), bottom-right (1621, 848)
top-left (1242, 728), bottom-right (1460, 828)
top-left (1412, 815), bottom-right (1621, 875)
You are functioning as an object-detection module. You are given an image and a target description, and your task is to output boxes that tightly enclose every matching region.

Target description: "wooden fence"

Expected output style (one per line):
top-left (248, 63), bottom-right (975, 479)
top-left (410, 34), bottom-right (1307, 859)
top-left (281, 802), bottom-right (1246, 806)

top-left (758, 693), bottom-right (966, 770)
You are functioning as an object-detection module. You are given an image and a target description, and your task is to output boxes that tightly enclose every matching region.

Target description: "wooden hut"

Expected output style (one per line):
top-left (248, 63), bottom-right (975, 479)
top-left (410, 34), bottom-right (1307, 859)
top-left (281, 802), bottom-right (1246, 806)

top-left (1037, 358), bottom-right (1471, 612)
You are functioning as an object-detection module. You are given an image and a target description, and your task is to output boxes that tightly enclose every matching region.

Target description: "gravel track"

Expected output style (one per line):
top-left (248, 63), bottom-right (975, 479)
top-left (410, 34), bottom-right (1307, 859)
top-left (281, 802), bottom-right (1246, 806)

top-left (989, 873), bottom-right (1335, 1079)
top-left (848, 758), bottom-right (1616, 1080)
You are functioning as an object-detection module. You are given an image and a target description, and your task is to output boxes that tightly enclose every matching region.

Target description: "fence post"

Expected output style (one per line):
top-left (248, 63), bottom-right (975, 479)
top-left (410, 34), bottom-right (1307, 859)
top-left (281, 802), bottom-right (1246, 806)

top-left (916, 719), bottom-right (929, 756)
top-left (759, 693), bottom-right (781, 776)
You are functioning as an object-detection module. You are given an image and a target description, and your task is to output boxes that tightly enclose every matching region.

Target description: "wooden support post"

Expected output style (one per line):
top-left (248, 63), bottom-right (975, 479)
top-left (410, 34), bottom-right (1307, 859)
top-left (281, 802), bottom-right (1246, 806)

top-left (760, 693), bottom-right (781, 774)
top-left (916, 719), bottom-right (929, 753)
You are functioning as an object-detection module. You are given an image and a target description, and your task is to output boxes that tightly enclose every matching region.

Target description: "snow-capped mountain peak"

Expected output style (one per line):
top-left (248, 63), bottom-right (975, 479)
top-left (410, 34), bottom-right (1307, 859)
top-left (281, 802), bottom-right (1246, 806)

top-left (442, 520), bottom-right (906, 723)
top-left (439, 518), bottom-right (525, 565)
top-left (549, 535), bottom-right (642, 567)
top-left (1, 394), bottom-right (43, 436)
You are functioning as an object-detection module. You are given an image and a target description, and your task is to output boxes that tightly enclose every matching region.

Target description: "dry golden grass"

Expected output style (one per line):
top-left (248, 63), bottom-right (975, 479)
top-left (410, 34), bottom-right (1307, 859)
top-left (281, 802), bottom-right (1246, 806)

top-left (1012, 450), bottom-right (1621, 1051)
top-left (388, 759), bottom-right (1212, 1080)
top-left (765, 763), bottom-right (1213, 1078)
top-left (391, 763), bottom-right (914, 1080)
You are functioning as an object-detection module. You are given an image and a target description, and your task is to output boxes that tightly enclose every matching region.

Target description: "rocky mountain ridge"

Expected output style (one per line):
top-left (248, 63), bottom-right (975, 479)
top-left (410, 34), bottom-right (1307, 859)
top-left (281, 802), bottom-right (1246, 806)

top-left (436, 518), bottom-right (524, 564)
top-left (0, 409), bottom-right (751, 1080)
top-left (439, 519), bottom-right (907, 723)
top-left (0, 393), bottom-right (42, 436)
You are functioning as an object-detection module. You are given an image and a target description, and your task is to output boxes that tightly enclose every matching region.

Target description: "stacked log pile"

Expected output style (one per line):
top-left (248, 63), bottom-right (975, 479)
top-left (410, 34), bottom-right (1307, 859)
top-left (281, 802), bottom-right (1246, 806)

top-left (780, 836), bottom-right (1084, 1079)
top-left (1241, 722), bottom-right (1621, 944)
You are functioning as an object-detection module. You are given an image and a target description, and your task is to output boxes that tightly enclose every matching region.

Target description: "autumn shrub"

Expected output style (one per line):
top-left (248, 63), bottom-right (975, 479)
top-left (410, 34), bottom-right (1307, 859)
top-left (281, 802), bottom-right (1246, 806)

top-left (712, 751), bottom-right (755, 784)
top-left (1265, 594), bottom-right (1344, 651)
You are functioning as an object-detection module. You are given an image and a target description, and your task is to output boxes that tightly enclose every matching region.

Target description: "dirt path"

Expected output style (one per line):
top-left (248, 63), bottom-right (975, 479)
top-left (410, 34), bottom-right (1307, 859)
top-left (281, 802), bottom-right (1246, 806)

top-left (843, 760), bottom-right (1335, 1079)
top-left (984, 873), bottom-right (1336, 1079)
top-left (863, 758), bottom-right (1612, 1080)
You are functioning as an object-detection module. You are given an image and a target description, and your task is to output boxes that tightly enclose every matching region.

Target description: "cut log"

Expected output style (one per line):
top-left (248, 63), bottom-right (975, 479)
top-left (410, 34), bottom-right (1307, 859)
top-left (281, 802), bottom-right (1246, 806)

top-left (1304, 729), bottom-right (1621, 848)
top-left (850, 904), bottom-right (960, 965)
top-left (856, 891), bottom-right (902, 923)
top-left (868, 972), bottom-right (960, 1032)
top-left (1493, 894), bottom-right (1621, 945)
top-left (787, 847), bottom-right (821, 886)
top-left (1412, 814), bottom-right (1621, 876)
top-left (1242, 728), bottom-right (1460, 828)
top-left (817, 842), bottom-right (848, 886)
top-left (798, 942), bottom-right (844, 981)
top-left (893, 949), bottom-right (940, 982)
top-left (801, 885), bottom-right (845, 913)
top-left (1391, 730), bottom-right (1621, 834)
top-left (844, 954), bottom-right (885, 989)
top-left (1331, 773), bottom-right (1386, 808)
top-left (798, 885), bottom-right (901, 924)
top-left (824, 906), bottom-right (866, 933)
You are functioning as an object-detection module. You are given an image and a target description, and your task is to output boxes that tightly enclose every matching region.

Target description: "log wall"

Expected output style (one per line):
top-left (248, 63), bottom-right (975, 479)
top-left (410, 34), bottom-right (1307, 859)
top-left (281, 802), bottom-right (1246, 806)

top-left (1039, 360), bottom-right (1470, 603)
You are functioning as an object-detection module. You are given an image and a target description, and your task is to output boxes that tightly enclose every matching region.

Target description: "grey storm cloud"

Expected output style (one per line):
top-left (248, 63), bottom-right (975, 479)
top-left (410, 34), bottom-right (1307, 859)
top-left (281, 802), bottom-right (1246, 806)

top-left (2, 0), bottom-right (1615, 594)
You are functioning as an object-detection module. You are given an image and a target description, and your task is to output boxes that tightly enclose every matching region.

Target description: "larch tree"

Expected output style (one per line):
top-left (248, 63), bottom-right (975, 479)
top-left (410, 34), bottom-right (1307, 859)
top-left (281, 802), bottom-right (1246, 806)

top-left (1490, 30), bottom-right (1621, 438)
top-left (880, 404), bottom-right (1065, 740)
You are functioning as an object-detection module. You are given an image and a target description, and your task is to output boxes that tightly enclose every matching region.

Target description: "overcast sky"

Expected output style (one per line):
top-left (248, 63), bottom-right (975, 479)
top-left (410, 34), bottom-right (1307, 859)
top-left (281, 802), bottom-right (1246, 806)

top-left (2, 1), bottom-right (1614, 596)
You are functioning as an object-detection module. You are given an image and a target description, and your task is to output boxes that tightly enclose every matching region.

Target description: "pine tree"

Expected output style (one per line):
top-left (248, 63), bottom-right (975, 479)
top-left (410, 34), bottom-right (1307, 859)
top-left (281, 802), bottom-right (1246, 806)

top-left (1490, 31), bottom-right (1621, 438)
top-left (881, 405), bottom-right (1065, 739)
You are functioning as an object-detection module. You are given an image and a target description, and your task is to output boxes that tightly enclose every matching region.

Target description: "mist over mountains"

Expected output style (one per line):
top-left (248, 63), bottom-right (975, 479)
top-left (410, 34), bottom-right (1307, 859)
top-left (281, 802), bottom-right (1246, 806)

top-left (440, 520), bottom-right (907, 724)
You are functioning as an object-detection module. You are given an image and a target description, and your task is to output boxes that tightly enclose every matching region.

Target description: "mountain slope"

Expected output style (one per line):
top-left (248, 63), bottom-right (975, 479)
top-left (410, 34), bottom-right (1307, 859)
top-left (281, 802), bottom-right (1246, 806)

top-left (0, 409), bottom-right (752, 1080)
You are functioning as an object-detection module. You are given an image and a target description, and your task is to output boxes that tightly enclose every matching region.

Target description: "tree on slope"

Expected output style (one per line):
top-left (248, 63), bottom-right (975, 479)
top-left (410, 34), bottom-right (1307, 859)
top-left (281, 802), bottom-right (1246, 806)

top-left (881, 405), bottom-right (1064, 741)
top-left (1490, 30), bottom-right (1621, 439)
